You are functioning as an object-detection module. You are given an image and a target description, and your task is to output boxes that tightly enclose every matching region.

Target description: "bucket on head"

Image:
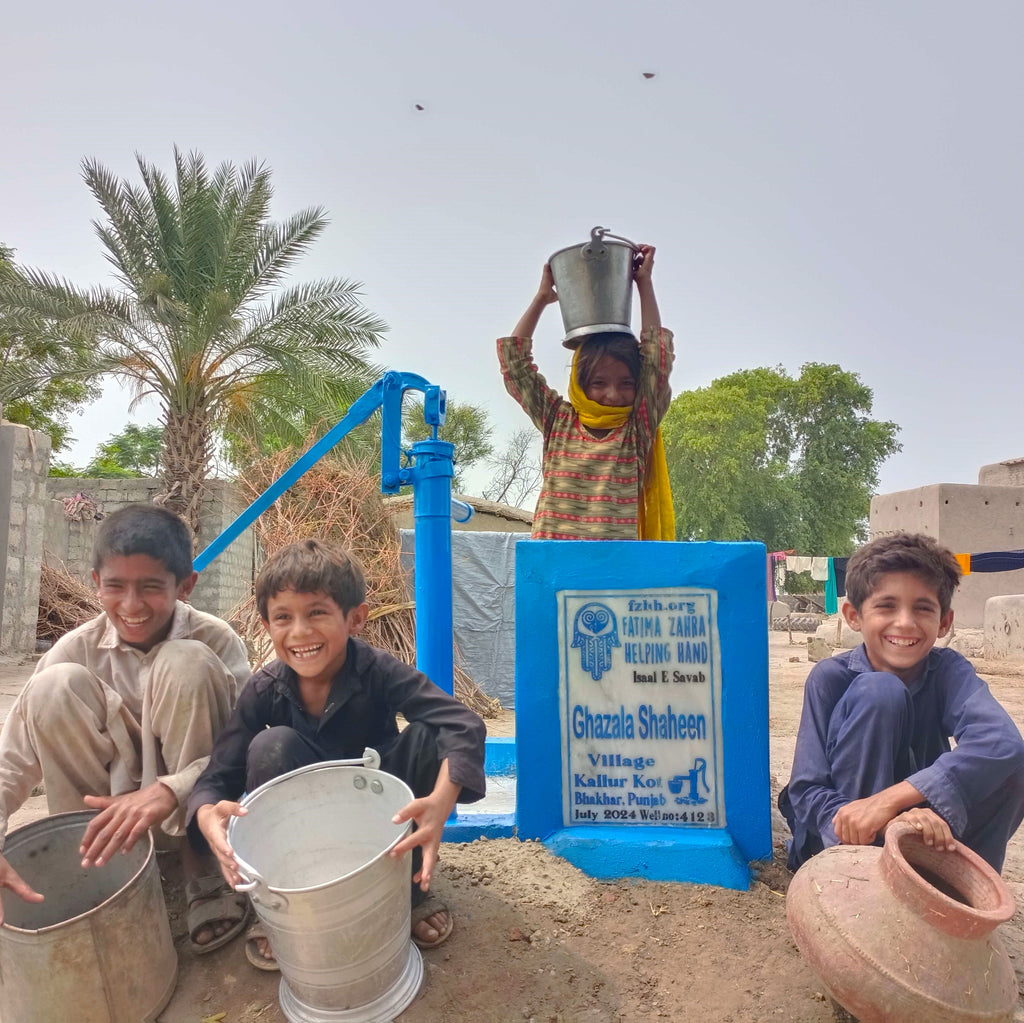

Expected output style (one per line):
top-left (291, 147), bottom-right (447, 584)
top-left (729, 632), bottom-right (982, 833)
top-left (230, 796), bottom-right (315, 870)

top-left (0, 810), bottom-right (177, 1023)
top-left (548, 226), bottom-right (638, 349)
top-left (228, 752), bottom-right (423, 1023)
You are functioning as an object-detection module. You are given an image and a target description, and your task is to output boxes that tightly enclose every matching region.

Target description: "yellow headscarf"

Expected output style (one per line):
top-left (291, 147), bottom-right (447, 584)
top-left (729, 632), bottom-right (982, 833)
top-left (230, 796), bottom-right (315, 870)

top-left (569, 350), bottom-right (676, 541)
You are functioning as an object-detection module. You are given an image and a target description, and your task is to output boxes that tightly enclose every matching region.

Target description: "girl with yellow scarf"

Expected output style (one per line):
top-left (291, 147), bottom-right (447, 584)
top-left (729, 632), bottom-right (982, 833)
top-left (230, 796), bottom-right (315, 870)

top-left (498, 244), bottom-right (675, 541)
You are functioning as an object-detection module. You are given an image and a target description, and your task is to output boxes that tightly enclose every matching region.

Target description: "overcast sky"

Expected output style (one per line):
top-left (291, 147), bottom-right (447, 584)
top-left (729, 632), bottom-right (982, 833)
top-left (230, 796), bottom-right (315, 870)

top-left (4, 0), bottom-right (1021, 498)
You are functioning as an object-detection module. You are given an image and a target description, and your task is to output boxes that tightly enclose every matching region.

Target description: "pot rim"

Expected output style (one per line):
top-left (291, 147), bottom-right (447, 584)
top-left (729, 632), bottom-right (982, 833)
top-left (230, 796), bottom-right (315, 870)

top-left (881, 820), bottom-right (1015, 938)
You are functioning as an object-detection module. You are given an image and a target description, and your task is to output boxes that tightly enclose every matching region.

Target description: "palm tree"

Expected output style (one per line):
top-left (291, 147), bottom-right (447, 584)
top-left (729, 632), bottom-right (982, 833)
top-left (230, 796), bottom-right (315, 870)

top-left (5, 149), bottom-right (386, 534)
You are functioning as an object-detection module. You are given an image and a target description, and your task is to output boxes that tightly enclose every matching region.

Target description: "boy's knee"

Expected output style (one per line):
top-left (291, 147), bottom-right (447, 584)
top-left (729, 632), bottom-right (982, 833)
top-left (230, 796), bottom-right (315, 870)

top-left (22, 663), bottom-right (106, 724)
top-left (843, 671), bottom-right (911, 719)
top-left (247, 726), bottom-right (306, 779)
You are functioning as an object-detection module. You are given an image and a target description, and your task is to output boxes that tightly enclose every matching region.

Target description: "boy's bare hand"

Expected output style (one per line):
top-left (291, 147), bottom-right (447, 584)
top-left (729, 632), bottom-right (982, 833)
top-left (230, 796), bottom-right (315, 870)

top-left (633, 244), bottom-right (656, 283)
top-left (0, 853), bottom-right (44, 924)
top-left (195, 801), bottom-right (248, 888)
top-left (893, 807), bottom-right (957, 852)
top-left (388, 759), bottom-right (461, 892)
top-left (833, 791), bottom-right (901, 846)
top-left (80, 782), bottom-right (178, 867)
top-left (536, 263), bottom-right (558, 305)
top-left (389, 792), bottom-right (450, 892)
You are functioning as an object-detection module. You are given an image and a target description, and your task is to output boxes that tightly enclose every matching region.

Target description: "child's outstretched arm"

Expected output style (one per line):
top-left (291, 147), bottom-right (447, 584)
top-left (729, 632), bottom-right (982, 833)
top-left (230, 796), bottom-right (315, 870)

top-left (511, 263), bottom-right (558, 338)
top-left (388, 759), bottom-right (462, 891)
top-left (633, 244), bottom-right (661, 332)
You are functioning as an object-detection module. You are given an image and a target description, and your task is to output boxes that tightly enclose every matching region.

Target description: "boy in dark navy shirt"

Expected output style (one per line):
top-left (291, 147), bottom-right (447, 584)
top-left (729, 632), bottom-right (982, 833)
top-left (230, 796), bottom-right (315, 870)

top-left (189, 539), bottom-right (486, 967)
top-left (780, 532), bottom-right (1024, 873)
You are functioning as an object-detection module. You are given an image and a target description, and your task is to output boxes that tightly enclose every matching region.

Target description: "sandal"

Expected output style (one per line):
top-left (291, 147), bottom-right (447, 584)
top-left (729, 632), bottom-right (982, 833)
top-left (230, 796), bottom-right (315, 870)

top-left (244, 922), bottom-right (280, 971)
top-left (186, 875), bottom-right (251, 955)
top-left (410, 894), bottom-right (454, 950)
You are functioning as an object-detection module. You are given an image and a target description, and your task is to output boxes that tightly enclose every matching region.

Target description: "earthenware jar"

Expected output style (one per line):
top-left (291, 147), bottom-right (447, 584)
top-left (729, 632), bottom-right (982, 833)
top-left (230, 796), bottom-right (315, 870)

top-left (786, 820), bottom-right (1017, 1022)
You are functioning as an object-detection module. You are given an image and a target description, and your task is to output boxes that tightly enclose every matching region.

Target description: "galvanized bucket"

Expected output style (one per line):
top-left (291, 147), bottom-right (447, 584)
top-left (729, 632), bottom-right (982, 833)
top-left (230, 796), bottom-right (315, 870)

top-left (228, 751), bottom-right (422, 1023)
top-left (549, 226), bottom-right (638, 348)
top-left (0, 810), bottom-right (177, 1023)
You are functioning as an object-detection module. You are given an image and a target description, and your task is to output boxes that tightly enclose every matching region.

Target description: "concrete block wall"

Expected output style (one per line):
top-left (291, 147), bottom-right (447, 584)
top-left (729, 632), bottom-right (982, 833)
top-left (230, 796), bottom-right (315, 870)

top-left (0, 420), bottom-right (52, 654)
top-left (984, 596), bottom-right (1024, 660)
top-left (870, 483), bottom-right (1024, 628)
top-left (44, 477), bottom-right (254, 620)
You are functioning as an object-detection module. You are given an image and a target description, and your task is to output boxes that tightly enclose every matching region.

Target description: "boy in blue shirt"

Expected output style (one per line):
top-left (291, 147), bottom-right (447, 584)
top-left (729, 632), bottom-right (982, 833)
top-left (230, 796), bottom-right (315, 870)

top-left (780, 532), bottom-right (1024, 873)
top-left (188, 538), bottom-right (486, 968)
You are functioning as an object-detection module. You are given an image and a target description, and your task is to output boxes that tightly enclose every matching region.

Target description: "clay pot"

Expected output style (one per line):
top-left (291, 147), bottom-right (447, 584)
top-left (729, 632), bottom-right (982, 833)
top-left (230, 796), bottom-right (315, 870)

top-left (786, 820), bottom-right (1018, 1022)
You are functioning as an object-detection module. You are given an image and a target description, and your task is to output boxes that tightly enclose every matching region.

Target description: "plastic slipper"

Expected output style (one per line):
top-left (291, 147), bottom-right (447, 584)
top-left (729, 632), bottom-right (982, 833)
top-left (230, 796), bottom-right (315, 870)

top-left (244, 922), bottom-right (280, 972)
top-left (410, 894), bottom-right (454, 950)
top-left (187, 875), bottom-right (251, 955)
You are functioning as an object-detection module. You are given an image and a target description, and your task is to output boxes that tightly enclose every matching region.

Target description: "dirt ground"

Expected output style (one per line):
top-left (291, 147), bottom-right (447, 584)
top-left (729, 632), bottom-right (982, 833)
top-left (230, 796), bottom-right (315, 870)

top-left (5, 631), bottom-right (1024, 1022)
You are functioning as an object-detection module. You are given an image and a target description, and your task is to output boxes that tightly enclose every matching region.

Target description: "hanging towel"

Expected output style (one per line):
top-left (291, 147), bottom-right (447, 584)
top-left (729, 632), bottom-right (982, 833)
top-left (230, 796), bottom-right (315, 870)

top-left (833, 557), bottom-right (848, 597)
top-left (810, 557), bottom-right (829, 581)
top-left (969, 551), bottom-right (1024, 573)
top-left (787, 556), bottom-right (811, 574)
top-left (954, 553), bottom-right (971, 576)
top-left (824, 558), bottom-right (838, 615)
top-left (766, 553), bottom-right (776, 602)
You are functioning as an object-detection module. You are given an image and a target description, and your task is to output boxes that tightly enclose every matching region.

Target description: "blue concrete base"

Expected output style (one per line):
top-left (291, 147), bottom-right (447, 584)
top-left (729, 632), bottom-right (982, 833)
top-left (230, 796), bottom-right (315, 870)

top-left (442, 813), bottom-right (516, 842)
top-left (442, 737), bottom-right (519, 841)
top-left (543, 825), bottom-right (753, 890)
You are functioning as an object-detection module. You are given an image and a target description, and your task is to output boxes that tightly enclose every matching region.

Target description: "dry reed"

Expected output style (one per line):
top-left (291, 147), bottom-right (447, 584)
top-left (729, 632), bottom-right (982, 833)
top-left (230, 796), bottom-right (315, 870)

top-left (231, 447), bottom-right (502, 718)
top-left (37, 559), bottom-right (102, 642)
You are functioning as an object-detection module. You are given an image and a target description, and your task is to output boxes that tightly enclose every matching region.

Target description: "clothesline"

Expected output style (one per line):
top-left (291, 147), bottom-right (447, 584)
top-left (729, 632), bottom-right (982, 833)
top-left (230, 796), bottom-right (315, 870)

top-left (767, 549), bottom-right (1024, 615)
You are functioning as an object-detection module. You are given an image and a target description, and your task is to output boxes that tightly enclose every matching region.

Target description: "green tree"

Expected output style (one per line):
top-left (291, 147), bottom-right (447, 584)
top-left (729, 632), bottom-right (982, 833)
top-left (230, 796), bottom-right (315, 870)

top-left (84, 423), bottom-right (164, 477)
top-left (663, 363), bottom-right (900, 553)
top-left (403, 399), bottom-right (494, 491)
top-left (0, 245), bottom-right (102, 451)
top-left (3, 150), bottom-right (386, 534)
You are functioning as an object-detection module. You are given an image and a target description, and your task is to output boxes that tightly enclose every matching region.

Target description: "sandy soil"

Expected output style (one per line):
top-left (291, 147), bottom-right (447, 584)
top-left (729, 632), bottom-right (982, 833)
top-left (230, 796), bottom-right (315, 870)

top-left (6, 634), bottom-right (1024, 1022)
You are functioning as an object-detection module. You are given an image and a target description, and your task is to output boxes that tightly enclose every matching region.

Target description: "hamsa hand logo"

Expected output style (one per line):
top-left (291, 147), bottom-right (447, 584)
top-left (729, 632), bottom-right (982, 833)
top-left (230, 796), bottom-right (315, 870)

top-left (571, 602), bottom-right (620, 681)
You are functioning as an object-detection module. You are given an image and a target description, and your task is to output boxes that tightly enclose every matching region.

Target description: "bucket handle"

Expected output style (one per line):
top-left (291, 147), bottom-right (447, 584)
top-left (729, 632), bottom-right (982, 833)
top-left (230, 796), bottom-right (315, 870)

top-left (232, 748), bottom-right (383, 905)
top-left (582, 225), bottom-right (639, 260)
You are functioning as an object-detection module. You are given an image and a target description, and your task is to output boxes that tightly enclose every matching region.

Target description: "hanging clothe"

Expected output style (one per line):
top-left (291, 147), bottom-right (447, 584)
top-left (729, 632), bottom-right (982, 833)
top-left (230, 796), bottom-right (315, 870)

top-left (954, 553), bottom-right (971, 576)
top-left (824, 558), bottom-right (838, 615)
top-left (833, 557), bottom-right (848, 598)
top-left (787, 555), bottom-right (811, 574)
top-left (810, 557), bottom-right (829, 581)
top-left (970, 551), bottom-right (1024, 573)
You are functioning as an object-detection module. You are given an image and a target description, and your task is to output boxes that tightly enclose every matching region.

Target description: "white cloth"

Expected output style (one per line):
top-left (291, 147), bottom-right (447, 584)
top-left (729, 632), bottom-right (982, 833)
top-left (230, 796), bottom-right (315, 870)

top-left (786, 556), bottom-right (811, 574)
top-left (810, 557), bottom-right (829, 581)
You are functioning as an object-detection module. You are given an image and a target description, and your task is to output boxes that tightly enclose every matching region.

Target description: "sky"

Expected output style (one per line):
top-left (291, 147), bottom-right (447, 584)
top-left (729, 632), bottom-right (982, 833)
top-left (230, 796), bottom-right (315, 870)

top-left (3, 0), bottom-right (1022, 499)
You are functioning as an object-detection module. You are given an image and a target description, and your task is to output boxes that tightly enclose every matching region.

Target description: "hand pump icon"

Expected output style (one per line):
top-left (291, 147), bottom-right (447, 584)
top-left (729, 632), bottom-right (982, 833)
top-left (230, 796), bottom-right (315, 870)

top-left (669, 758), bottom-right (710, 805)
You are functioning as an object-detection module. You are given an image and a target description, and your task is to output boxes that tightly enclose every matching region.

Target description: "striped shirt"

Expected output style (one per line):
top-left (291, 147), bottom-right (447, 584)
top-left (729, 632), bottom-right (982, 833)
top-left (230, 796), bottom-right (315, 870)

top-left (498, 326), bottom-right (674, 539)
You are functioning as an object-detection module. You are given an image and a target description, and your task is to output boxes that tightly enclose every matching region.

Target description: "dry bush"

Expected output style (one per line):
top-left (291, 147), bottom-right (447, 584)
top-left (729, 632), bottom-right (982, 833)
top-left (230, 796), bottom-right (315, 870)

top-left (38, 559), bottom-right (102, 642)
top-left (232, 447), bottom-right (501, 719)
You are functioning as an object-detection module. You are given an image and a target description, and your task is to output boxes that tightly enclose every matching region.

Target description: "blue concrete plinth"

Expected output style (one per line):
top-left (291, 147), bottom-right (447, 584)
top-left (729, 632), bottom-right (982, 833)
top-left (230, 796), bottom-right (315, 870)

top-left (545, 825), bottom-right (752, 890)
top-left (442, 813), bottom-right (516, 842)
top-left (514, 540), bottom-right (771, 890)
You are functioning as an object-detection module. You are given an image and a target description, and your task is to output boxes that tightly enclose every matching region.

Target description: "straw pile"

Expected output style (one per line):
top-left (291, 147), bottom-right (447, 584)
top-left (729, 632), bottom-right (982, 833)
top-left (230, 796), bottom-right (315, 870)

top-left (37, 559), bottom-right (102, 642)
top-left (231, 448), bottom-right (502, 719)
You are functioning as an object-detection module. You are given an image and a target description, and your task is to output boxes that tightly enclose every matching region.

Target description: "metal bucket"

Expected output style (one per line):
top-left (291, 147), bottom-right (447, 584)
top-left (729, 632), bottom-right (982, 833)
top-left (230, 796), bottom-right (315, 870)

top-left (0, 810), bottom-right (177, 1023)
top-left (228, 752), bottom-right (422, 1023)
top-left (548, 226), bottom-right (638, 348)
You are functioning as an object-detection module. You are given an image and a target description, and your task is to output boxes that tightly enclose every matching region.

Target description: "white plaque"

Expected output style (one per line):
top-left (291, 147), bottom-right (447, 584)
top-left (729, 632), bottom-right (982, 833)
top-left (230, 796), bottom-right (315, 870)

top-left (557, 588), bottom-right (725, 827)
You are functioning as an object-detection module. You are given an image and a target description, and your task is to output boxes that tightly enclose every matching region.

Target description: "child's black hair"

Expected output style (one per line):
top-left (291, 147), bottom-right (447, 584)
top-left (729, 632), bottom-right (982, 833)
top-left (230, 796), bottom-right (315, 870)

top-left (92, 504), bottom-right (194, 582)
top-left (575, 332), bottom-right (642, 392)
top-left (845, 532), bottom-right (962, 615)
top-left (256, 539), bottom-right (367, 620)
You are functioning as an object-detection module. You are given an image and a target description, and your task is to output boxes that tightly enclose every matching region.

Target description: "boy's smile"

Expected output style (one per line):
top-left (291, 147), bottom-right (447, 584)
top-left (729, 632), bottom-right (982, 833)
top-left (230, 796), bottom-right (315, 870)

top-left (842, 572), bottom-right (954, 684)
top-left (93, 554), bottom-right (196, 652)
top-left (263, 589), bottom-right (369, 689)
